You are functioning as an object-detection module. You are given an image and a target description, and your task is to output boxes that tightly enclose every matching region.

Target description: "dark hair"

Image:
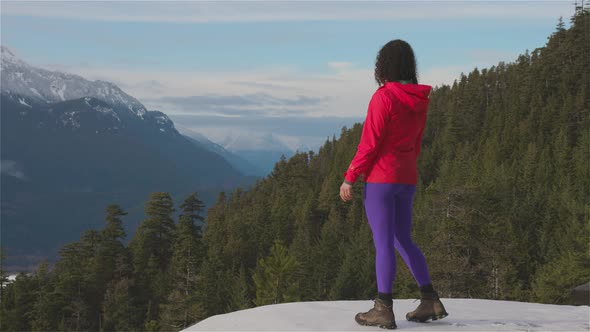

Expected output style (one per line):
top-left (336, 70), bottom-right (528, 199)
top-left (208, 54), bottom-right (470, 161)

top-left (374, 39), bottom-right (418, 85)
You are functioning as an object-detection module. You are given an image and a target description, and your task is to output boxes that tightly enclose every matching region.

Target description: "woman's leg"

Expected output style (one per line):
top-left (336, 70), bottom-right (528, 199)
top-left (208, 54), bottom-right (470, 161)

top-left (392, 184), bottom-right (432, 287)
top-left (363, 182), bottom-right (397, 294)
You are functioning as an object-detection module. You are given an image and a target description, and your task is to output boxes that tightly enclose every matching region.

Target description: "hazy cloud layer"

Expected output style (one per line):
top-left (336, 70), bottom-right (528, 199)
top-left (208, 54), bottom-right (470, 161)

top-left (145, 93), bottom-right (328, 116)
top-left (171, 114), bottom-right (362, 138)
top-left (173, 114), bottom-right (363, 152)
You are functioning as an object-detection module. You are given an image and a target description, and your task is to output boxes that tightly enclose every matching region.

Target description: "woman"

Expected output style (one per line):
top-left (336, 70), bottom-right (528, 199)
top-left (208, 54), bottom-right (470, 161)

top-left (340, 39), bottom-right (448, 330)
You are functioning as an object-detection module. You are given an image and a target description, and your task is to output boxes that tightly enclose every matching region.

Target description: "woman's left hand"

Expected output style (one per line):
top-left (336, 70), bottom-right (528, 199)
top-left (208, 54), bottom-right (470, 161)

top-left (340, 182), bottom-right (353, 202)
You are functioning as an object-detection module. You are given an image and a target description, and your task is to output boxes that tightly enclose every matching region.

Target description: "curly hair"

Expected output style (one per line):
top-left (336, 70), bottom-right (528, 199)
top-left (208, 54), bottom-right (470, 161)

top-left (374, 39), bottom-right (418, 85)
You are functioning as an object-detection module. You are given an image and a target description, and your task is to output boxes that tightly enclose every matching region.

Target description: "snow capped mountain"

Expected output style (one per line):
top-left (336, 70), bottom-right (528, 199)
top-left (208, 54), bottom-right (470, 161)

top-left (1, 45), bottom-right (257, 269)
top-left (0, 45), bottom-right (181, 136)
top-left (176, 126), bottom-right (215, 146)
top-left (183, 299), bottom-right (590, 331)
top-left (177, 125), bottom-right (265, 176)
top-left (220, 131), bottom-right (293, 152)
top-left (1, 45), bottom-right (147, 117)
top-left (197, 129), bottom-right (319, 154)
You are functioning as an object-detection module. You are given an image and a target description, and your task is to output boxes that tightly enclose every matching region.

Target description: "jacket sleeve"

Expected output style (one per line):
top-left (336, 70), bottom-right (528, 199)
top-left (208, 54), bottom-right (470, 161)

top-left (343, 90), bottom-right (390, 184)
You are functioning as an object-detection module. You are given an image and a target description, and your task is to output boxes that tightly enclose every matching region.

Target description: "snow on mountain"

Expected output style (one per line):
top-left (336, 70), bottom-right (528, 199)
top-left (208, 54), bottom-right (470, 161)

top-left (183, 299), bottom-right (590, 331)
top-left (0, 45), bottom-right (147, 117)
top-left (177, 125), bottom-right (265, 176)
top-left (198, 129), bottom-right (321, 154)
top-left (182, 128), bottom-right (326, 175)
top-left (221, 131), bottom-right (292, 152)
top-left (177, 126), bottom-right (217, 147)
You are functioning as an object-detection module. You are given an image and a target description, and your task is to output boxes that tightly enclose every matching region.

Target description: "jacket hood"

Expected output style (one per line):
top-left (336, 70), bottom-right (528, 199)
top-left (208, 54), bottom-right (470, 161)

top-left (382, 81), bottom-right (432, 112)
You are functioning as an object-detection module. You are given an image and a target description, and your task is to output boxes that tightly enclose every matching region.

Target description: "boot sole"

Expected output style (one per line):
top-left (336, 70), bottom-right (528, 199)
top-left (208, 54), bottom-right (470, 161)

top-left (406, 312), bottom-right (449, 323)
top-left (356, 320), bottom-right (397, 330)
top-left (355, 317), bottom-right (397, 329)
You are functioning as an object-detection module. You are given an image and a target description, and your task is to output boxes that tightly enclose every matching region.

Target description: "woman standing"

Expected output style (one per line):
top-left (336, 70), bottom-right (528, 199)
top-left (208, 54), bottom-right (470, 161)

top-left (339, 39), bottom-right (448, 329)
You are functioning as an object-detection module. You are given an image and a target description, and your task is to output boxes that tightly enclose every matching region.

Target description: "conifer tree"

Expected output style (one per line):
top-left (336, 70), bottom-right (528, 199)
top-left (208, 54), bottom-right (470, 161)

top-left (160, 192), bottom-right (206, 329)
top-left (30, 261), bottom-right (59, 331)
top-left (129, 192), bottom-right (176, 327)
top-left (253, 240), bottom-right (300, 306)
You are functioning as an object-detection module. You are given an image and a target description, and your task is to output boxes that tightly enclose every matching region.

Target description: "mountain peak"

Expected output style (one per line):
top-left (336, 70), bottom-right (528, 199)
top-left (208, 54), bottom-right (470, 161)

top-left (1, 45), bottom-right (27, 67)
top-left (0, 46), bottom-right (148, 117)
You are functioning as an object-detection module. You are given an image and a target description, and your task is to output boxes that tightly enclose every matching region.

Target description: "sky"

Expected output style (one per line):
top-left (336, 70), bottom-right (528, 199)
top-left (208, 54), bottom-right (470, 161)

top-left (0, 1), bottom-right (577, 151)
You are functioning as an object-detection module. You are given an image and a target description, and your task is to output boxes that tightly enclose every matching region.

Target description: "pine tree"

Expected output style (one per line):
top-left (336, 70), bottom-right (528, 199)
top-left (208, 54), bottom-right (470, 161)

top-left (102, 277), bottom-right (133, 331)
top-left (129, 192), bottom-right (176, 328)
top-left (160, 192), bottom-right (206, 330)
top-left (253, 240), bottom-right (300, 306)
top-left (196, 252), bottom-right (230, 316)
top-left (30, 261), bottom-right (59, 331)
top-left (226, 265), bottom-right (252, 312)
top-left (100, 245), bottom-right (137, 332)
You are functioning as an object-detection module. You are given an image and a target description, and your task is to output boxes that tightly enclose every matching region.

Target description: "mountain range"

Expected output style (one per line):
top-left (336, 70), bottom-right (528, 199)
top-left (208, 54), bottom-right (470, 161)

top-left (0, 46), bottom-right (258, 270)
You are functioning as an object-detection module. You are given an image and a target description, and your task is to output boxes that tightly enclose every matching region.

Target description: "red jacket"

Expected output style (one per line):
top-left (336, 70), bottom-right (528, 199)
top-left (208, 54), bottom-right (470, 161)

top-left (343, 81), bottom-right (432, 185)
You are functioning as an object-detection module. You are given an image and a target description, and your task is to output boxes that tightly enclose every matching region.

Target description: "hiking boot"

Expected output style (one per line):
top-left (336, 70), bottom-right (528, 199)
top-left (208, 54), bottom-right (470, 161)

top-left (406, 290), bottom-right (449, 322)
top-left (355, 298), bottom-right (397, 329)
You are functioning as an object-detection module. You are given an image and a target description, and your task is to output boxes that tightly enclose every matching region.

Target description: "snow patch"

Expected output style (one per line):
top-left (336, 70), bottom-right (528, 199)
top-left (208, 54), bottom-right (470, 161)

top-left (1, 160), bottom-right (27, 180)
top-left (0, 46), bottom-right (27, 66)
top-left (94, 105), bottom-right (121, 122)
top-left (18, 97), bottom-right (31, 107)
top-left (136, 107), bottom-right (147, 117)
top-left (1, 274), bottom-right (19, 288)
top-left (29, 87), bottom-right (44, 99)
top-left (184, 299), bottom-right (590, 332)
top-left (220, 130), bottom-right (292, 152)
top-left (13, 71), bottom-right (24, 80)
top-left (57, 83), bottom-right (66, 100)
top-left (60, 111), bottom-right (80, 129)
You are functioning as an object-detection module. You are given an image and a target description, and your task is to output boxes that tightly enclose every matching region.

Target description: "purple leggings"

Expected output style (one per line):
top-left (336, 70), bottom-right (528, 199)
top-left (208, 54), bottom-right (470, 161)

top-left (363, 182), bottom-right (432, 293)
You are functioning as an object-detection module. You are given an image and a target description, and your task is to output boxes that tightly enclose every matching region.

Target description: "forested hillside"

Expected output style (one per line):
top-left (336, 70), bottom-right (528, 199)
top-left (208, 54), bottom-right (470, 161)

top-left (1, 12), bottom-right (588, 332)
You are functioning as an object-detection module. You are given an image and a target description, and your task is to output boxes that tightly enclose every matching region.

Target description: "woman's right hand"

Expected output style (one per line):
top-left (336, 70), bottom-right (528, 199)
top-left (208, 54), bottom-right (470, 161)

top-left (340, 181), bottom-right (353, 202)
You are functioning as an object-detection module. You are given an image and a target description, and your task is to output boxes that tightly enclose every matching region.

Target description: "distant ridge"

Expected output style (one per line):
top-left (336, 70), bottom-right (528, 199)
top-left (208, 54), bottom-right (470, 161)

top-left (1, 45), bottom-right (256, 269)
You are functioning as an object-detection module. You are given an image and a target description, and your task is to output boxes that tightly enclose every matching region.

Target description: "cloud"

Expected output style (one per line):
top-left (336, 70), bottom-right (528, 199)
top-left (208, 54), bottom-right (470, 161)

top-left (1, 160), bottom-right (27, 180)
top-left (144, 93), bottom-right (328, 117)
top-left (37, 43), bottom-right (516, 116)
top-left (115, 79), bottom-right (167, 96)
top-left (39, 61), bottom-right (375, 118)
top-left (169, 114), bottom-right (361, 138)
top-left (421, 65), bottom-right (470, 87)
top-left (174, 114), bottom-right (362, 152)
top-left (1, 1), bottom-right (574, 23)
top-left (328, 62), bottom-right (354, 71)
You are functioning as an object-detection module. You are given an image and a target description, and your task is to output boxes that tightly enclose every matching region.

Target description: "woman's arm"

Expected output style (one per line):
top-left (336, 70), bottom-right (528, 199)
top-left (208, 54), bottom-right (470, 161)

top-left (343, 89), bottom-right (391, 184)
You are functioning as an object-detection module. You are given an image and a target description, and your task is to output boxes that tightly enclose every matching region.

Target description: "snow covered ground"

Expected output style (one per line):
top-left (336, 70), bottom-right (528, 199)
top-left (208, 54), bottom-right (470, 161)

top-left (184, 299), bottom-right (589, 331)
